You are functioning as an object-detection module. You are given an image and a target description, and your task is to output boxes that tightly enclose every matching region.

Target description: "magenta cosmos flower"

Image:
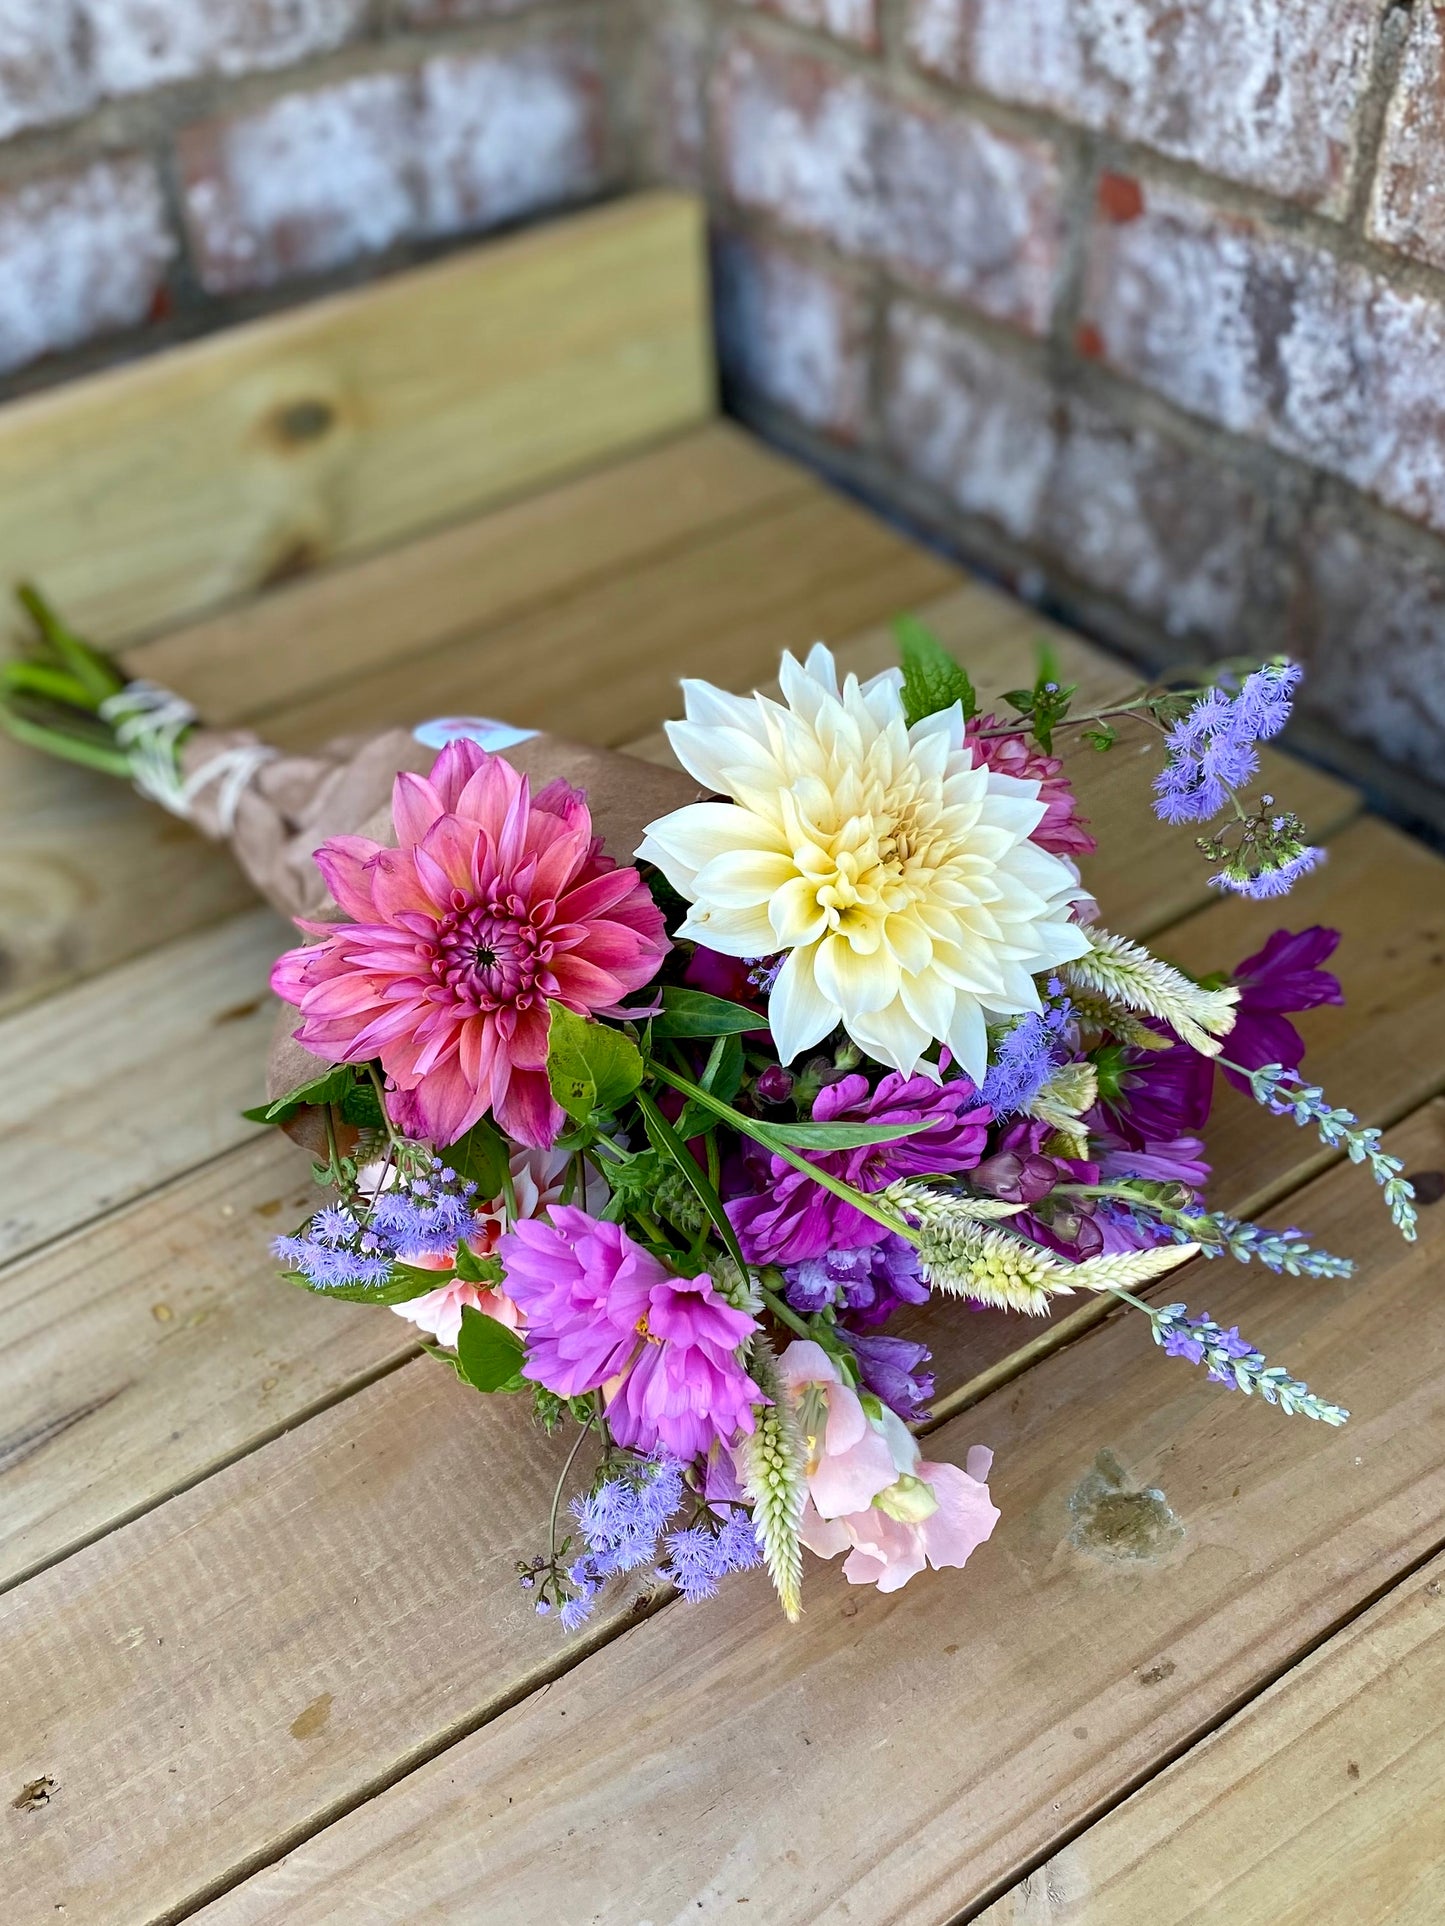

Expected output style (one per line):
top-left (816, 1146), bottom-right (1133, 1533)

top-left (271, 742), bottom-right (668, 1148)
top-left (499, 1209), bottom-right (762, 1460)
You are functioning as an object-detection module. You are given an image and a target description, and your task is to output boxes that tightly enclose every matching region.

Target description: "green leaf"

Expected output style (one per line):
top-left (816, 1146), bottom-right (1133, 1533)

top-left (546, 1001), bottom-right (644, 1122)
top-left (446, 1117), bottom-right (510, 1199)
top-left (340, 1079), bottom-right (385, 1129)
top-left (752, 1116), bottom-right (936, 1151)
top-left (453, 1242), bottom-right (504, 1286)
top-left (895, 614), bottom-right (977, 726)
top-left (245, 1063), bottom-right (357, 1127)
top-left (455, 1306), bottom-right (526, 1393)
top-left (635, 1087), bottom-right (751, 1280)
top-left (281, 1258), bottom-right (454, 1306)
top-left (651, 987), bottom-right (765, 1037)
top-left (671, 1031), bottom-right (746, 1141)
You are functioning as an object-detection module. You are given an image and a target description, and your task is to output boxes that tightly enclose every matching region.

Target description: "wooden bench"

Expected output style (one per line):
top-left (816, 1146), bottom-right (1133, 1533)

top-left (1, 191), bottom-right (1442, 1926)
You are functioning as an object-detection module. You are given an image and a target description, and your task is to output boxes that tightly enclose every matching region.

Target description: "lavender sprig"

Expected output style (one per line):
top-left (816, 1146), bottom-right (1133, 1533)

top-left (1230, 1062), bottom-right (1418, 1243)
top-left (1121, 1295), bottom-right (1348, 1424)
top-left (1094, 1192), bottom-right (1354, 1278)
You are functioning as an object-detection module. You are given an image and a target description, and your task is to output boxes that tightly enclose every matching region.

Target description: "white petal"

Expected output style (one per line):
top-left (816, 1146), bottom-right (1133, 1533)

top-left (946, 996), bottom-right (989, 1084)
top-left (814, 931), bottom-right (899, 1016)
top-left (674, 903), bottom-right (778, 955)
top-left (844, 997), bottom-right (931, 1078)
top-left (769, 945), bottom-right (839, 1064)
top-left (692, 847), bottom-right (798, 907)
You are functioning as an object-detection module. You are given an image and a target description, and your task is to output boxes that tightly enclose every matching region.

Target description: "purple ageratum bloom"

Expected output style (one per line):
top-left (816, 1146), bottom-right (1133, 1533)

top-left (726, 1070), bottom-right (991, 1265)
top-left (659, 1512), bottom-right (763, 1603)
top-left (1223, 925), bottom-right (1343, 1094)
top-left (1212, 845), bottom-right (1325, 899)
top-left (572, 1458), bottom-right (684, 1577)
top-left (781, 1234), bottom-right (928, 1329)
top-left (981, 1006), bottom-right (1070, 1119)
top-left (499, 1210), bottom-right (762, 1460)
top-left (1153, 664), bottom-right (1300, 825)
top-left (848, 1331), bottom-right (936, 1421)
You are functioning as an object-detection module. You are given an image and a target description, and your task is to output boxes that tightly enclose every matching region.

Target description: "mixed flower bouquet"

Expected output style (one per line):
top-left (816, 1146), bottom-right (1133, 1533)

top-left (2, 594), bottom-right (1417, 1631)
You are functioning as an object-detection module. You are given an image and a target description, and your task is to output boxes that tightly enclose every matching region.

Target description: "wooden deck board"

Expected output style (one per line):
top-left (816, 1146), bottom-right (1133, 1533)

top-left (977, 1551), bottom-right (1445, 1925)
top-left (140, 1104), bottom-right (1445, 1926)
top-left (0, 423), bottom-right (804, 1018)
top-left (0, 194), bottom-right (712, 656)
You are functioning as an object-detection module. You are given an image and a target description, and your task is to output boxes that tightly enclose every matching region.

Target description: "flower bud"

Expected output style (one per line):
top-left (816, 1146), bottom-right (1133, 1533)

top-left (873, 1474), bottom-right (939, 1524)
top-left (754, 1065), bottom-right (795, 1105)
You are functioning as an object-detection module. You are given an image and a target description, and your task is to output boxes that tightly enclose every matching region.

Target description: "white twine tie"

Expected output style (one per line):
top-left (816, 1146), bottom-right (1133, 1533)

top-left (98, 679), bottom-right (278, 835)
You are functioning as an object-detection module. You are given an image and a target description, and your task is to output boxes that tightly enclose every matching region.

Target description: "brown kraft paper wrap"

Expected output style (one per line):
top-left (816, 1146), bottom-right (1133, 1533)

top-left (174, 725), bottom-right (703, 1125)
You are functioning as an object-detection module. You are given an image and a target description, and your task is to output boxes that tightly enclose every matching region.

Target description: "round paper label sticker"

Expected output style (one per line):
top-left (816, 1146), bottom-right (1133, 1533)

top-left (413, 716), bottom-right (541, 753)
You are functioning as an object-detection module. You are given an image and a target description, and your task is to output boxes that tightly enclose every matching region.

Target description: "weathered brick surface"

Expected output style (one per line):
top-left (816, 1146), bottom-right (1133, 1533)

top-left (415, 47), bottom-right (604, 239)
top-left (1369, 2), bottom-right (1445, 269)
top-left (0, 157), bottom-right (173, 374)
top-left (179, 46), bottom-right (606, 293)
top-left (1081, 178), bottom-right (1445, 538)
top-left (1293, 509), bottom-right (1445, 780)
top-left (396, 0), bottom-right (550, 22)
top-left (906, 0), bottom-right (1381, 213)
top-left (714, 36), bottom-right (1065, 333)
top-left (0, 1), bottom-right (93, 141)
top-left (641, 4), bottom-right (709, 187)
top-left (179, 72), bottom-right (416, 293)
top-left (713, 229), bottom-right (870, 439)
top-left (90, 0), bottom-right (370, 96)
top-left (883, 300), bottom-right (1269, 642)
top-left (734, 0), bottom-right (878, 54)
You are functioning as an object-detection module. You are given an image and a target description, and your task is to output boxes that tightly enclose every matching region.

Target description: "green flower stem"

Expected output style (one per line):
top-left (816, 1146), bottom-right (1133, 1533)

top-left (646, 1062), bottom-right (910, 1240)
top-left (759, 1283), bottom-right (812, 1342)
top-left (548, 1407), bottom-right (596, 1571)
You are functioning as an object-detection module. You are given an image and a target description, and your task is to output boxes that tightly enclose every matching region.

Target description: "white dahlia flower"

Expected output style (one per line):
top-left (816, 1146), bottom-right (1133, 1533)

top-left (637, 644), bottom-right (1092, 1081)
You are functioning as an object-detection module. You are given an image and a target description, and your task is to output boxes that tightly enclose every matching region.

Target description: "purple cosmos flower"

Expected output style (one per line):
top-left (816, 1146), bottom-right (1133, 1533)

top-left (499, 1211), bottom-right (761, 1460)
top-left (1222, 926), bottom-right (1343, 1094)
top-left (848, 1331), bottom-right (936, 1422)
top-left (780, 1234), bottom-right (928, 1328)
top-left (726, 1070), bottom-right (991, 1265)
top-left (1099, 1036), bottom-right (1216, 1150)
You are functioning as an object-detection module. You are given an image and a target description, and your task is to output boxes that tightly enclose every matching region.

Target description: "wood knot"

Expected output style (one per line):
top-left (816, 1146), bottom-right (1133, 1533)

top-left (1068, 1449), bottom-right (1184, 1562)
top-left (268, 398), bottom-right (337, 448)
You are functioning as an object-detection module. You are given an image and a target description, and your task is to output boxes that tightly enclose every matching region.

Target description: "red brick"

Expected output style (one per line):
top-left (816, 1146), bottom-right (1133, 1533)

top-left (0, 1), bottom-right (94, 141)
top-left (1369, 3), bottom-right (1445, 270)
top-left (90, 0), bottom-right (370, 96)
top-left (1293, 509), bottom-right (1445, 781)
top-left (1080, 182), bottom-right (1445, 537)
top-left (714, 36), bottom-right (1064, 333)
top-left (179, 45), bottom-right (606, 294)
top-left (883, 299), bottom-right (1269, 641)
top-left (414, 46), bottom-right (605, 239)
top-left (713, 230), bottom-right (870, 440)
top-left (179, 72), bottom-right (416, 294)
top-left (734, 0), bottom-right (879, 53)
top-left (0, 157), bottom-right (174, 375)
top-left (906, 0), bottom-right (1381, 214)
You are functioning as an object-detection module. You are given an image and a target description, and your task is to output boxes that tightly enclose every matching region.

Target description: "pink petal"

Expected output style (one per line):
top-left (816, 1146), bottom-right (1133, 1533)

top-left (392, 771), bottom-right (445, 849)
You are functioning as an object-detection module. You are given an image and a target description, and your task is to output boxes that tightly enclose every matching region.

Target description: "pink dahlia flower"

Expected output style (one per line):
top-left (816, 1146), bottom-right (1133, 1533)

top-left (966, 713), bottom-right (1096, 859)
top-left (780, 1341), bottom-right (1000, 1594)
top-left (271, 741), bottom-right (668, 1148)
top-left (499, 1208), bottom-right (762, 1460)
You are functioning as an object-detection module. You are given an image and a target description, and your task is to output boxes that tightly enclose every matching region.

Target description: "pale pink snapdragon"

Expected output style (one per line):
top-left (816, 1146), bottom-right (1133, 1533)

top-left (778, 1340), bottom-right (1000, 1594)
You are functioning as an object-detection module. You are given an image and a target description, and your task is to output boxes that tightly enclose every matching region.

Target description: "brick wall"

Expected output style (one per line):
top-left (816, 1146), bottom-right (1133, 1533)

top-left (0, 0), bottom-right (625, 383)
top-left (2, 0), bottom-right (1444, 814)
top-left (642, 0), bottom-right (1445, 819)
